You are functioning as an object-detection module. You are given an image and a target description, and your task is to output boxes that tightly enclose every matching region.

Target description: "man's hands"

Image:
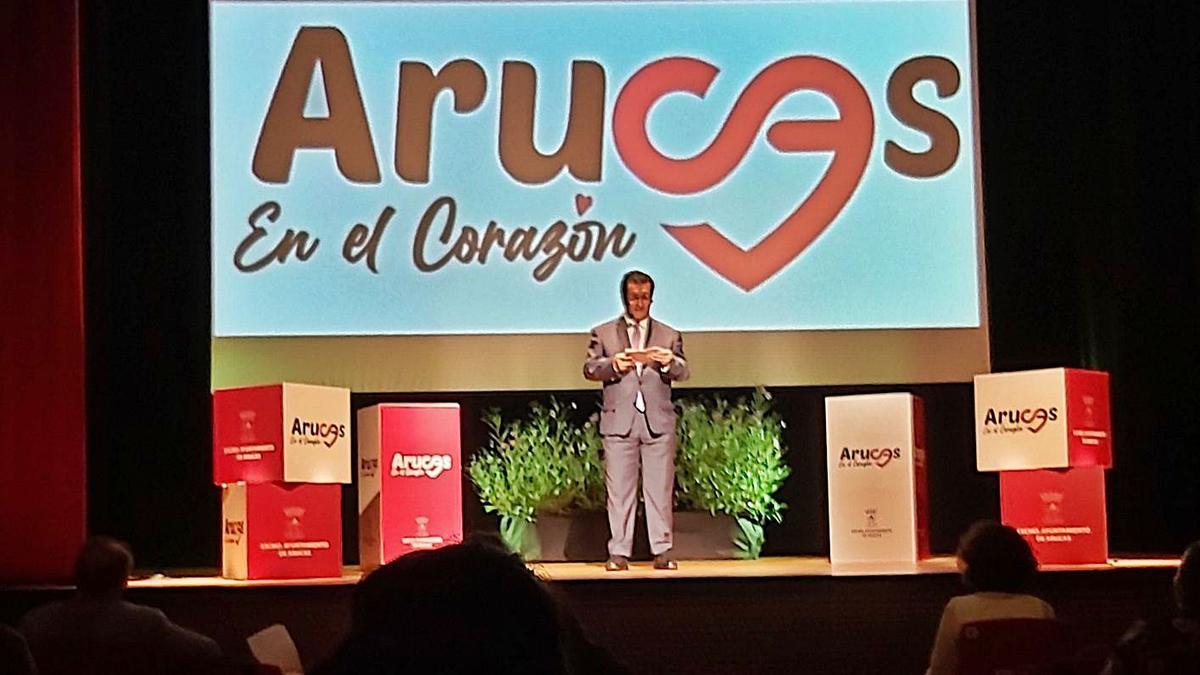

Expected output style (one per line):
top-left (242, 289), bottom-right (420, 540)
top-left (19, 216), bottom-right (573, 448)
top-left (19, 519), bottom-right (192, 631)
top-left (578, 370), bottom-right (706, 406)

top-left (647, 346), bottom-right (674, 367)
top-left (613, 351), bottom-right (635, 373)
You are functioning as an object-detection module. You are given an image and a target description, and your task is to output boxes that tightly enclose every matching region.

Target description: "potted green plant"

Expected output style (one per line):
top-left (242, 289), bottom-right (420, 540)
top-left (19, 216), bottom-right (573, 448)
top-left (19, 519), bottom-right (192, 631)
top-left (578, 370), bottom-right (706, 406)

top-left (468, 398), bottom-right (605, 559)
top-left (675, 387), bottom-right (790, 559)
top-left (470, 388), bottom-right (790, 561)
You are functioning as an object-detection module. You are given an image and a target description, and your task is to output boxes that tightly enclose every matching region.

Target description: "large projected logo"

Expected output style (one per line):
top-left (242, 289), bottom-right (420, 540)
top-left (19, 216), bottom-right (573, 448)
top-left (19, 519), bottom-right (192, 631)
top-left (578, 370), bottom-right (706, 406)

top-left (212, 1), bottom-right (981, 335)
top-left (615, 56), bottom-right (956, 291)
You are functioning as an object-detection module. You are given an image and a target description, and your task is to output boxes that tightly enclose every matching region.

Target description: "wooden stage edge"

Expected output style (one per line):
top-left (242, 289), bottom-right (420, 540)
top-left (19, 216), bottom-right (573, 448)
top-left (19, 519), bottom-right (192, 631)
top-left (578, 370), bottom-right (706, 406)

top-left (6, 554), bottom-right (1170, 591)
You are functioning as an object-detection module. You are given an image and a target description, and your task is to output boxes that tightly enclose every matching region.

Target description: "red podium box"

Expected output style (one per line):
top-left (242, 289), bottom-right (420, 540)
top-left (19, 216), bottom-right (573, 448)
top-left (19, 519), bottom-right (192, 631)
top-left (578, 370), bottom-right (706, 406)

top-left (221, 482), bottom-right (343, 580)
top-left (212, 383), bottom-right (351, 485)
top-left (976, 369), bottom-right (1113, 565)
top-left (974, 368), bottom-right (1112, 471)
top-left (358, 403), bottom-right (463, 570)
top-left (1000, 467), bottom-right (1108, 565)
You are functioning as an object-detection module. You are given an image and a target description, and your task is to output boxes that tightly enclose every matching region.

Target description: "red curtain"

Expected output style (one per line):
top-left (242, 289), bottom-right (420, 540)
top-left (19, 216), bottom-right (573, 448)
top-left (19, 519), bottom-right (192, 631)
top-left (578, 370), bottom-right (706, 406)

top-left (0, 0), bottom-right (87, 582)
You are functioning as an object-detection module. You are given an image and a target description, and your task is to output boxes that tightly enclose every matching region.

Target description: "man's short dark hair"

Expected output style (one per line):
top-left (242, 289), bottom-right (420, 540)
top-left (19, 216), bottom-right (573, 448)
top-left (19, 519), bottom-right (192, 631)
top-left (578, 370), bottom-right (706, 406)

top-left (1175, 540), bottom-right (1200, 617)
top-left (957, 521), bottom-right (1038, 593)
top-left (620, 270), bottom-right (654, 303)
top-left (74, 536), bottom-right (133, 596)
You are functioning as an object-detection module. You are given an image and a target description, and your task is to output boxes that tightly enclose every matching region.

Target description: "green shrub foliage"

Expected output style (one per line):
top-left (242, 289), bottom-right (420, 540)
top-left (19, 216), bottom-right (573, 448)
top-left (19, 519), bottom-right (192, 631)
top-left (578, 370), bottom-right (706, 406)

top-left (469, 388), bottom-right (789, 558)
top-left (469, 398), bottom-right (605, 525)
top-left (675, 387), bottom-right (790, 525)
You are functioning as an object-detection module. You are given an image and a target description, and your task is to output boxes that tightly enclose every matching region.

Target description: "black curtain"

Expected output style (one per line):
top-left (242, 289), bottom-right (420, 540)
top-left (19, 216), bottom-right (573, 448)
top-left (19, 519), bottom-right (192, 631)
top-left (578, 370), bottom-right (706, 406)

top-left (977, 2), bottom-right (1200, 551)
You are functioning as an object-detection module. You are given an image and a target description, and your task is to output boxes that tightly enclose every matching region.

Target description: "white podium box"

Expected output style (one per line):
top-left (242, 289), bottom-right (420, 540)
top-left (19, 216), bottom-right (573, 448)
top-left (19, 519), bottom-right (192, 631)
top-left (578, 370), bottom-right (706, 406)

top-left (212, 382), bottom-right (352, 485)
top-left (974, 368), bottom-right (1112, 472)
top-left (826, 393), bottom-right (929, 569)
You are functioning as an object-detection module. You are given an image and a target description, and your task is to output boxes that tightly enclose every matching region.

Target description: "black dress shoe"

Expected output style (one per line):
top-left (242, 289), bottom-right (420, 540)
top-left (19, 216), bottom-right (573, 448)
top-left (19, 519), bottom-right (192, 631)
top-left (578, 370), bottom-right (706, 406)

top-left (605, 555), bottom-right (629, 571)
top-left (652, 551), bottom-right (677, 570)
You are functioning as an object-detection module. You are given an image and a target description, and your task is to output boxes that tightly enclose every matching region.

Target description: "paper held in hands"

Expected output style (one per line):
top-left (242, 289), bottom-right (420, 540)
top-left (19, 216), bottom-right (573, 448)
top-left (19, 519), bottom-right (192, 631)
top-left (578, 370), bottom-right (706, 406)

top-left (626, 347), bottom-right (671, 365)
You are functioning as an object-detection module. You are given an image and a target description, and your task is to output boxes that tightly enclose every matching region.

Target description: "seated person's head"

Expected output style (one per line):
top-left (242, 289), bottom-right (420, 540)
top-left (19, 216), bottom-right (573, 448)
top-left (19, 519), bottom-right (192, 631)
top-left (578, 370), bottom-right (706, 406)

top-left (325, 536), bottom-right (565, 674)
top-left (1175, 540), bottom-right (1200, 617)
top-left (956, 521), bottom-right (1038, 593)
top-left (74, 536), bottom-right (133, 598)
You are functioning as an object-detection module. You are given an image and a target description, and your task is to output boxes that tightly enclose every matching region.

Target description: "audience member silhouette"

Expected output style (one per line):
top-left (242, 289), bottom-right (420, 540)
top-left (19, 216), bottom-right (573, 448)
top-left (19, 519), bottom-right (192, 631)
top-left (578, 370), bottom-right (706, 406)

top-left (313, 536), bottom-right (627, 675)
top-left (1, 624), bottom-right (37, 675)
top-left (20, 536), bottom-right (221, 675)
top-left (1102, 540), bottom-right (1200, 675)
top-left (926, 521), bottom-right (1055, 675)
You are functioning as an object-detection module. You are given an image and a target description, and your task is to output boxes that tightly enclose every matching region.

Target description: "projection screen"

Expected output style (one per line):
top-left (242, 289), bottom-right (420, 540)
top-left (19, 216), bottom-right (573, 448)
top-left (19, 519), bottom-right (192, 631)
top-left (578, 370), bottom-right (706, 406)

top-left (210, 0), bottom-right (988, 391)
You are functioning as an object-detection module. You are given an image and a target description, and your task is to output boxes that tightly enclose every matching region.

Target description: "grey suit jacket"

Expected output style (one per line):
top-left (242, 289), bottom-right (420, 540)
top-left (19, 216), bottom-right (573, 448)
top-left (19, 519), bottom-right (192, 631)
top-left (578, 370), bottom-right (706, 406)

top-left (583, 316), bottom-right (689, 435)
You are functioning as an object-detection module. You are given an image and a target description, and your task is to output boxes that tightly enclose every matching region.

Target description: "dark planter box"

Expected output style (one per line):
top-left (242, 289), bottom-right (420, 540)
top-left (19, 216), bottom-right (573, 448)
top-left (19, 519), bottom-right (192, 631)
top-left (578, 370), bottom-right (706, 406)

top-left (528, 511), bottom-right (738, 562)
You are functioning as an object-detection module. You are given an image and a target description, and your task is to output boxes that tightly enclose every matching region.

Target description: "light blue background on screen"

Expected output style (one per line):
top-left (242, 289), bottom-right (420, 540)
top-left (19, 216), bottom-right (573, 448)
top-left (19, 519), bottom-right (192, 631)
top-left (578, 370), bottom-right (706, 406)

top-left (211, 0), bottom-right (980, 336)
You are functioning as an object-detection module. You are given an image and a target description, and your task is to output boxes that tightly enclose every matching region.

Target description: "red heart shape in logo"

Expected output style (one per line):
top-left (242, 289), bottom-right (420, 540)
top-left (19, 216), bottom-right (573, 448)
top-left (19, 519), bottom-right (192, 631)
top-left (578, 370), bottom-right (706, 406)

top-left (873, 450), bottom-right (893, 468)
top-left (615, 57), bottom-right (874, 291)
top-left (574, 193), bottom-right (593, 216)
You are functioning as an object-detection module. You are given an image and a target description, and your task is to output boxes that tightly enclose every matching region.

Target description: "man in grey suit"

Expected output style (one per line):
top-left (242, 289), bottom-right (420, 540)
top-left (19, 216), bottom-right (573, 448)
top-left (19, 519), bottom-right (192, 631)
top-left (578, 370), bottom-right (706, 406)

top-left (583, 270), bottom-right (689, 571)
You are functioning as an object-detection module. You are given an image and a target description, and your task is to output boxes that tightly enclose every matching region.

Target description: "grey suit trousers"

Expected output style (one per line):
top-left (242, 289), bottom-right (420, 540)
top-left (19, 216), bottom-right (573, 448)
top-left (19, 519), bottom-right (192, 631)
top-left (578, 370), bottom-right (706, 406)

top-left (603, 411), bottom-right (675, 556)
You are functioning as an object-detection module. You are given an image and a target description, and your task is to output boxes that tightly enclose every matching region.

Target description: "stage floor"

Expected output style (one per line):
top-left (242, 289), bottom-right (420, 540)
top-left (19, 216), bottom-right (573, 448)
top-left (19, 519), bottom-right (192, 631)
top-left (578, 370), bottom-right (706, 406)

top-left (533, 554), bottom-right (1180, 581)
top-left (97, 554), bottom-right (1181, 589)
